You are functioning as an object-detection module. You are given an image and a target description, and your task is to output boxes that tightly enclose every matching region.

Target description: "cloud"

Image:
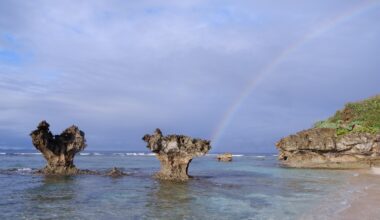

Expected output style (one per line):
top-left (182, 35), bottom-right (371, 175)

top-left (0, 0), bottom-right (379, 152)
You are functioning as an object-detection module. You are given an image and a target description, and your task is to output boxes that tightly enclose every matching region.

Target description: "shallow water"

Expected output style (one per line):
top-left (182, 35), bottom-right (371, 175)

top-left (0, 151), bottom-right (359, 219)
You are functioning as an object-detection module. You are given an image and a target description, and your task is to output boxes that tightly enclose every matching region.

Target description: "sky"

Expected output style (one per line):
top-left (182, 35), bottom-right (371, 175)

top-left (0, 0), bottom-right (379, 153)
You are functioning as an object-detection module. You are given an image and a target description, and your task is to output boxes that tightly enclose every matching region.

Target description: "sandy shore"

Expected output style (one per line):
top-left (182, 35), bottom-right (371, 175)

top-left (302, 168), bottom-right (380, 220)
top-left (335, 168), bottom-right (380, 220)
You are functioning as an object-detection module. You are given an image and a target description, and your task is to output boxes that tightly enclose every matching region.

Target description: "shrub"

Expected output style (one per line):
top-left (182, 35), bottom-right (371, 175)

top-left (314, 95), bottom-right (380, 135)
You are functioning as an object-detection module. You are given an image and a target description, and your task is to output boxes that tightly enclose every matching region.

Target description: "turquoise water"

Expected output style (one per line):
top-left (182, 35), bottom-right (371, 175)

top-left (0, 151), bottom-right (355, 219)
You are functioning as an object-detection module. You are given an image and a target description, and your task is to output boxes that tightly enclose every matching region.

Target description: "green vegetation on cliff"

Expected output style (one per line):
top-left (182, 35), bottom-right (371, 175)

top-left (314, 95), bottom-right (380, 135)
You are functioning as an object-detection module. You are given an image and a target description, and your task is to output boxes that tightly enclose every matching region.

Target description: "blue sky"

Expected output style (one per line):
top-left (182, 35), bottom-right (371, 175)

top-left (0, 0), bottom-right (379, 152)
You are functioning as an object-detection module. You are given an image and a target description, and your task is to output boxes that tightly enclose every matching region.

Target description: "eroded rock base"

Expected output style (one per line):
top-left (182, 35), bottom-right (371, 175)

top-left (276, 128), bottom-right (380, 169)
top-left (33, 167), bottom-right (127, 177)
top-left (39, 165), bottom-right (80, 175)
top-left (155, 154), bottom-right (192, 181)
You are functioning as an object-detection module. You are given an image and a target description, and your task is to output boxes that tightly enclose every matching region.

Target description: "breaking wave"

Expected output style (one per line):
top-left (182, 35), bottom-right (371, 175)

top-left (17, 168), bottom-right (33, 172)
top-left (0, 167), bottom-right (35, 175)
top-left (112, 152), bottom-right (156, 156)
top-left (14, 153), bottom-right (42, 155)
top-left (206, 154), bottom-right (245, 157)
top-left (79, 152), bottom-right (104, 156)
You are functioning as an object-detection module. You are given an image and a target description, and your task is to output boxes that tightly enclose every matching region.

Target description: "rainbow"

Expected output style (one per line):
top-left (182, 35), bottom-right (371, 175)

top-left (211, 0), bottom-right (380, 147)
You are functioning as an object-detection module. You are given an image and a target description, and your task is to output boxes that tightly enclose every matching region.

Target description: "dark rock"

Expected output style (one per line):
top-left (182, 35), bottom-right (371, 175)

top-left (143, 128), bottom-right (211, 181)
top-left (106, 167), bottom-right (127, 177)
top-left (30, 120), bottom-right (86, 175)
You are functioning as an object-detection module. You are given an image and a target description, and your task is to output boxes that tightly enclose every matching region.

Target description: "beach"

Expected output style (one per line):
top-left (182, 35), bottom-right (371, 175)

top-left (335, 169), bottom-right (380, 220)
top-left (302, 168), bottom-right (380, 220)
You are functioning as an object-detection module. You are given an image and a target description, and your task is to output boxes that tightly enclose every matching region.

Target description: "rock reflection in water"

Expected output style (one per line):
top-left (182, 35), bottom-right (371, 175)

top-left (22, 176), bottom-right (78, 219)
top-left (145, 180), bottom-right (194, 219)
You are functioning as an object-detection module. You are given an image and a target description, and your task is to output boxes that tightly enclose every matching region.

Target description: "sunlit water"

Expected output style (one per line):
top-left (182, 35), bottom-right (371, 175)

top-left (0, 151), bottom-right (360, 219)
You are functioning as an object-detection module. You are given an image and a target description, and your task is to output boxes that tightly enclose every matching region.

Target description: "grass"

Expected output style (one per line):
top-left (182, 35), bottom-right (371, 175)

top-left (314, 95), bottom-right (380, 135)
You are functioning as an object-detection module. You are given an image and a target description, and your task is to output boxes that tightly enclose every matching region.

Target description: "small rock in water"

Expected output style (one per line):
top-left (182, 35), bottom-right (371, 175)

top-left (217, 153), bottom-right (233, 162)
top-left (107, 167), bottom-right (127, 177)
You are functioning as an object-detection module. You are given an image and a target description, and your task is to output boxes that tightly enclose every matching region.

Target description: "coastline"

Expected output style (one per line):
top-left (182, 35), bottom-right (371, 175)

top-left (334, 168), bottom-right (380, 220)
top-left (303, 168), bottom-right (380, 220)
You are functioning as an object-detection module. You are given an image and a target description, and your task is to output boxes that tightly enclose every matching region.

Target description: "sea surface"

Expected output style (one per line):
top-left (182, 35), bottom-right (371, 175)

top-left (0, 150), bottom-right (370, 220)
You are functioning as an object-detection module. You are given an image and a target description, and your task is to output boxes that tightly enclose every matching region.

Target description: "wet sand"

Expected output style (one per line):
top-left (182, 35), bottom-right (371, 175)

top-left (335, 168), bottom-right (380, 220)
top-left (302, 168), bottom-right (380, 220)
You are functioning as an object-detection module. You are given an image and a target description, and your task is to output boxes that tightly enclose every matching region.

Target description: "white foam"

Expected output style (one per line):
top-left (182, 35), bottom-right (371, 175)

top-left (272, 154), bottom-right (278, 157)
top-left (254, 155), bottom-right (266, 158)
top-left (371, 167), bottom-right (380, 175)
top-left (125, 152), bottom-right (150, 156)
top-left (17, 168), bottom-right (32, 172)
top-left (93, 153), bottom-right (103, 156)
top-left (80, 153), bottom-right (90, 156)
top-left (0, 152), bottom-right (6, 155)
top-left (126, 153), bottom-right (138, 156)
top-left (232, 154), bottom-right (244, 157)
top-left (113, 152), bottom-right (155, 156)
top-left (15, 152), bottom-right (42, 155)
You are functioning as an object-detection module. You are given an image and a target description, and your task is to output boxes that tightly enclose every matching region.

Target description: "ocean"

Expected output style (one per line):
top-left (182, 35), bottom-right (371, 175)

top-left (0, 150), bottom-right (373, 219)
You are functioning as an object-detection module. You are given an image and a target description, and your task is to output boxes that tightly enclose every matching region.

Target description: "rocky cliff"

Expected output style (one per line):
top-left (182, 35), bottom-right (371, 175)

top-left (143, 128), bottom-right (211, 181)
top-left (277, 128), bottom-right (380, 168)
top-left (30, 121), bottom-right (86, 174)
top-left (276, 95), bottom-right (380, 168)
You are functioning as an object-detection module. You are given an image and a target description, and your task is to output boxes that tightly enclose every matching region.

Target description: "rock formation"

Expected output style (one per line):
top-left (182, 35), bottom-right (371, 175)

top-left (276, 128), bottom-right (380, 168)
top-left (217, 153), bottom-right (233, 162)
top-left (143, 128), bottom-right (211, 181)
top-left (277, 95), bottom-right (380, 168)
top-left (30, 121), bottom-right (86, 175)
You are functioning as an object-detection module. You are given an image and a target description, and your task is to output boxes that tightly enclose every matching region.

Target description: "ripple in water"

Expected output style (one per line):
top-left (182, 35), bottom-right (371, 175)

top-left (0, 152), bottom-right (360, 219)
